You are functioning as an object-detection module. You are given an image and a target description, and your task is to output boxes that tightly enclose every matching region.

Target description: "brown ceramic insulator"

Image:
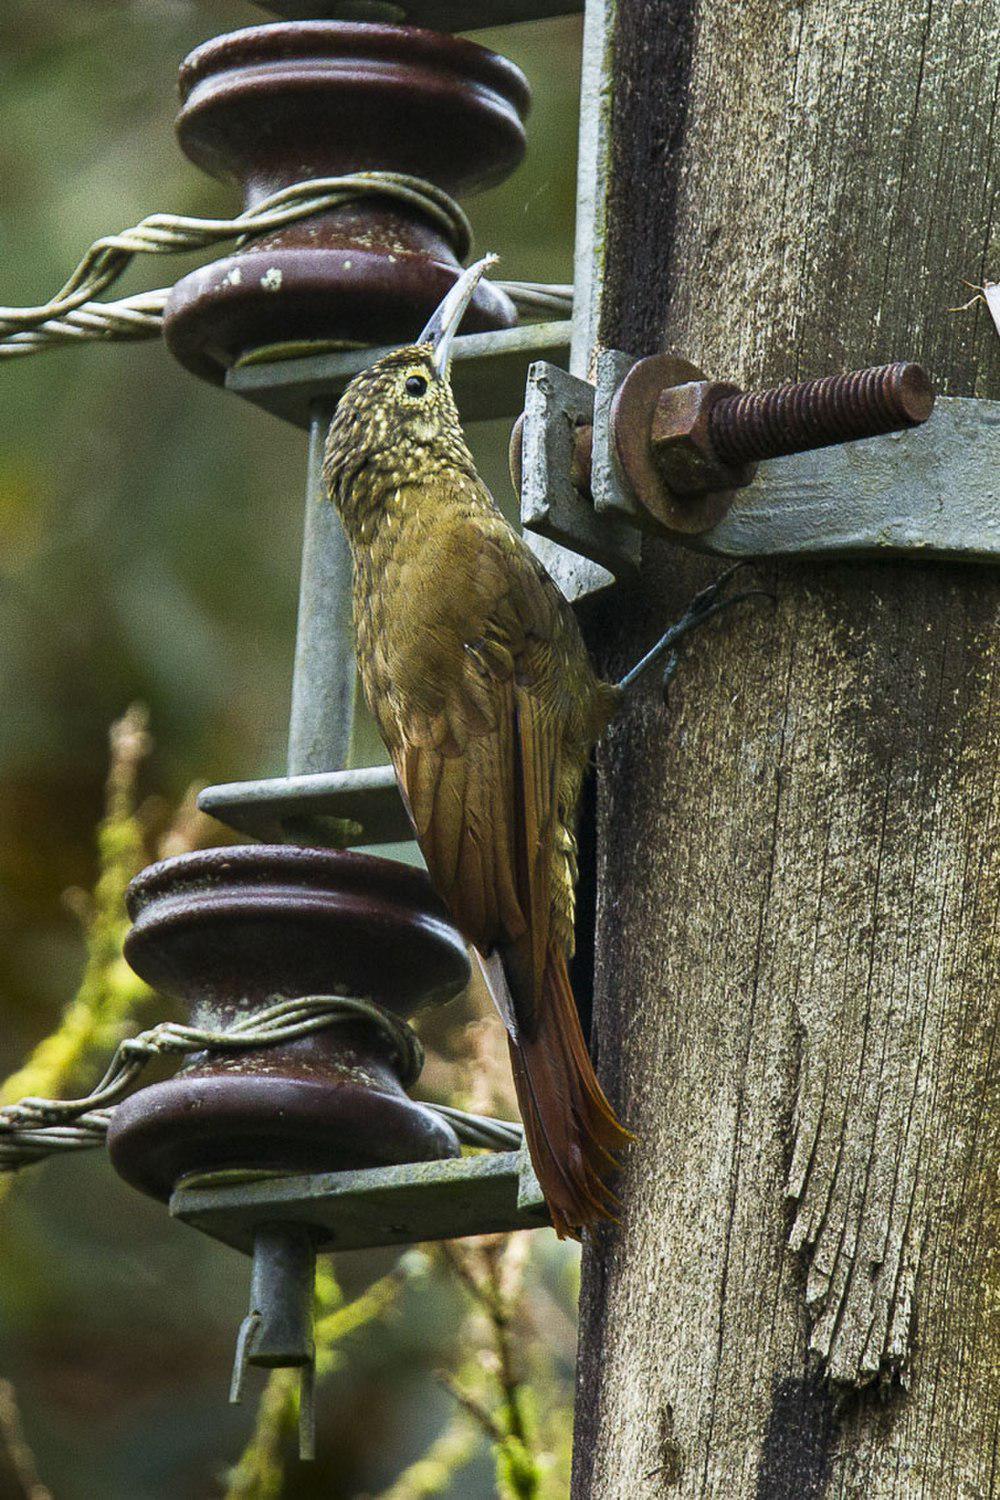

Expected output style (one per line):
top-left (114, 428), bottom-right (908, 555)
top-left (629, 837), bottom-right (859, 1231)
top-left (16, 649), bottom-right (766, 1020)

top-left (106, 845), bottom-right (471, 1200)
top-left (163, 23), bottom-right (530, 382)
top-left (708, 362), bottom-right (935, 467)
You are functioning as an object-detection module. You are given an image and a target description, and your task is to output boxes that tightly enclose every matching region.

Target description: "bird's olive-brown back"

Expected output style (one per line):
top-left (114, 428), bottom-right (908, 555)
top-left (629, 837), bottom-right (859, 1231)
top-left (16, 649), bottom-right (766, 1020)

top-left (322, 342), bottom-right (630, 1236)
top-left (323, 344), bottom-right (614, 967)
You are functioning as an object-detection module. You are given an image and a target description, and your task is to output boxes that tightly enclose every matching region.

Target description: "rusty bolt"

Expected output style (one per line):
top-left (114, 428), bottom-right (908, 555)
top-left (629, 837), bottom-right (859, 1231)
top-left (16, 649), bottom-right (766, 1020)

top-left (510, 356), bottom-right (936, 543)
top-left (651, 361), bottom-right (934, 498)
top-left (614, 353), bottom-right (935, 533)
top-left (706, 361), bottom-right (935, 468)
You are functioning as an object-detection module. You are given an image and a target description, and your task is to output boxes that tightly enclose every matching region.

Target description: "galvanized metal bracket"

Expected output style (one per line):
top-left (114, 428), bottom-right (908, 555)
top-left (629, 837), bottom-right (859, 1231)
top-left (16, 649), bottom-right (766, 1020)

top-left (519, 356), bottom-right (1000, 566)
top-left (199, 765), bottom-right (412, 848)
top-left (227, 321), bottom-right (572, 430)
top-left (697, 395), bottom-right (1000, 562)
top-left (260, 0), bottom-right (583, 31)
top-left (520, 362), bottom-right (639, 577)
top-left (171, 1147), bottom-right (549, 1258)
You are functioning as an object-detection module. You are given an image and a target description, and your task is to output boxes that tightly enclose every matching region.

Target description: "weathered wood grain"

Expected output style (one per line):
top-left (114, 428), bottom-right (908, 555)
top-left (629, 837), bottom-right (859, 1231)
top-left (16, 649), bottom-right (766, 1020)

top-left (573, 1), bottom-right (1000, 1495)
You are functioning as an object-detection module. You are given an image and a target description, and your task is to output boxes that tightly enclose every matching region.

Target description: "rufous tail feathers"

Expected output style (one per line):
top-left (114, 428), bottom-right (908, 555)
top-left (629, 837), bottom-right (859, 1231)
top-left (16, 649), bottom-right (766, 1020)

top-left (502, 946), bottom-right (632, 1240)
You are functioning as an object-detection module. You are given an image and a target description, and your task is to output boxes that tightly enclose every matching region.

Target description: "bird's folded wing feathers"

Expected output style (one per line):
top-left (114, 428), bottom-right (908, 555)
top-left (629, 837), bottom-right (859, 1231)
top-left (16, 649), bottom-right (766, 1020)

top-left (392, 536), bottom-right (566, 1037)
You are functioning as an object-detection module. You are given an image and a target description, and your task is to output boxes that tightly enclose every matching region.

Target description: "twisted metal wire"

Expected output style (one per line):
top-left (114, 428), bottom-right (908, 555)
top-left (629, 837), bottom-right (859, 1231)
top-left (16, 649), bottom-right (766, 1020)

top-left (494, 279), bottom-right (573, 316)
top-left (0, 995), bottom-right (522, 1172)
top-left (0, 173), bottom-right (572, 359)
top-left (425, 1103), bottom-right (523, 1152)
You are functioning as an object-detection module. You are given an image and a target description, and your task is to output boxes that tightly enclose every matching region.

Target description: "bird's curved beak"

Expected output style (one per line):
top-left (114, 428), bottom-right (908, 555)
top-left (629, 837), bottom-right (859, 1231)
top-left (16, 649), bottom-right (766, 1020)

top-left (418, 254), bottom-right (498, 379)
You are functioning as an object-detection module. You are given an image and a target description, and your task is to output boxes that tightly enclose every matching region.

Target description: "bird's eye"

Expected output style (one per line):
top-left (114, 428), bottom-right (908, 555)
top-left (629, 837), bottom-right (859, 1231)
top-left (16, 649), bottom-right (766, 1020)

top-left (405, 375), bottom-right (428, 397)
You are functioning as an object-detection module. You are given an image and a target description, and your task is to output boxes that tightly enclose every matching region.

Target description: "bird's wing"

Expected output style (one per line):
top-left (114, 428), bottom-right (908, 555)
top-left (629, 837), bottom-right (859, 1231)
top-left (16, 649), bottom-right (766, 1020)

top-left (389, 520), bottom-right (570, 1036)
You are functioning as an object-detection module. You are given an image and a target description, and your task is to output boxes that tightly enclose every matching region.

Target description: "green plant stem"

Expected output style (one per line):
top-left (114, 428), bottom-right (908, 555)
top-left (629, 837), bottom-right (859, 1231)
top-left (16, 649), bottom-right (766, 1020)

top-left (0, 706), bottom-right (154, 1203)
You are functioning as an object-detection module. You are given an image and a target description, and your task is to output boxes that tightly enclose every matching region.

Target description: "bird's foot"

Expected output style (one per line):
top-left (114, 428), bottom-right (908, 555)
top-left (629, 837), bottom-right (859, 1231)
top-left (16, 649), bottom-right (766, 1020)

top-left (616, 563), bottom-right (773, 700)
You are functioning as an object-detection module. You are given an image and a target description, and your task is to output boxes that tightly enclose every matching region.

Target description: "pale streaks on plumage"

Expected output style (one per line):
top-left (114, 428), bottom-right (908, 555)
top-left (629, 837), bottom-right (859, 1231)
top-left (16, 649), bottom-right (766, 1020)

top-left (323, 343), bottom-right (630, 1236)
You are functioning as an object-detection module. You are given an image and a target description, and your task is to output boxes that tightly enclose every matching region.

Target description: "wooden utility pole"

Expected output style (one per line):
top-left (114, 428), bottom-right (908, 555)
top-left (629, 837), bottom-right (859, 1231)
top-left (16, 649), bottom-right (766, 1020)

top-left (573, 2), bottom-right (1000, 1496)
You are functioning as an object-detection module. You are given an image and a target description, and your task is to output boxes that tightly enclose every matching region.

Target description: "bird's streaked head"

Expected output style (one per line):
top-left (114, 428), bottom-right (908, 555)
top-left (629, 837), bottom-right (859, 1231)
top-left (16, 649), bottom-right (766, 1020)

top-left (323, 256), bottom-right (497, 525)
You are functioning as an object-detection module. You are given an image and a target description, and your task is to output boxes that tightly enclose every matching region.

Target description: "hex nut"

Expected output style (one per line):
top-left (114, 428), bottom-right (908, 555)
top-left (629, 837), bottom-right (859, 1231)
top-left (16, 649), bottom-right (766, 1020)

top-left (650, 380), bottom-right (756, 495)
top-left (610, 353), bottom-right (741, 535)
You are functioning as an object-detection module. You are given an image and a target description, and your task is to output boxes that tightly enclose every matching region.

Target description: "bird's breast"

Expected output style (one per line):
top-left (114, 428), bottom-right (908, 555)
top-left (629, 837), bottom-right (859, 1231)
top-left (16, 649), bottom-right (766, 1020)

top-left (350, 513), bottom-right (456, 716)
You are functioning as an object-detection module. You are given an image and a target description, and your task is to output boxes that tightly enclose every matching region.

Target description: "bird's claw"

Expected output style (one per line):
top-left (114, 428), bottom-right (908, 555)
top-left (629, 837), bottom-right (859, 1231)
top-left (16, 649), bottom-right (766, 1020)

top-left (660, 649), bottom-right (681, 700)
top-left (617, 562), bottom-right (773, 698)
top-left (661, 569), bottom-right (775, 701)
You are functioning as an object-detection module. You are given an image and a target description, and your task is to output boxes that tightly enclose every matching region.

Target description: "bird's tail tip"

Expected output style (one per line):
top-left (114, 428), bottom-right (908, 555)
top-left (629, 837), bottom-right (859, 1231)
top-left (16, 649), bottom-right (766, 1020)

top-left (508, 948), bottom-right (633, 1241)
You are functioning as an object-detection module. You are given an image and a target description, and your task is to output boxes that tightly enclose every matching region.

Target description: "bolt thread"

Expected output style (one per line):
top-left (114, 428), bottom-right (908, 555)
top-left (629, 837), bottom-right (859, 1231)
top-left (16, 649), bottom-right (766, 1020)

top-left (708, 362), bottom-right (934, 467)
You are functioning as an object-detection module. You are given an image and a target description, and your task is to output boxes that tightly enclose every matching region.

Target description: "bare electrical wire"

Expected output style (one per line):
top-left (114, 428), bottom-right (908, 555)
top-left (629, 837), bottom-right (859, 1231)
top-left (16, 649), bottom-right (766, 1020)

top-left (0, 995), bottom-right (523, 1171)
top-left (0, 173), bottom-right (572, 359)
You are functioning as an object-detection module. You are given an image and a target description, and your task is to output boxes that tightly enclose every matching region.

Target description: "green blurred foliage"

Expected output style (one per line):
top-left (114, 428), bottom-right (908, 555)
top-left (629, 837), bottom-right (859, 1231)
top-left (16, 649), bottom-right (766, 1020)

top-left (0, 3), bottom-right (582, 1495)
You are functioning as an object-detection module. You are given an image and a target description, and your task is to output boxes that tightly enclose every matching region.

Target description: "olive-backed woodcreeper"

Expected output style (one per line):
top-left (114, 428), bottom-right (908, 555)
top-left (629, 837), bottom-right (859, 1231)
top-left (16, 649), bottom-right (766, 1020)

top-left (323, 258), bottom-right (631, 1237)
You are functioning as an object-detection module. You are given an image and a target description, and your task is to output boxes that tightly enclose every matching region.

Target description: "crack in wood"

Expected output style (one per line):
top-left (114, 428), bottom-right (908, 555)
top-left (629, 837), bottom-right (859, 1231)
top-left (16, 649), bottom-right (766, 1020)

top-left (571, 0), bottom-right (1000, 1491)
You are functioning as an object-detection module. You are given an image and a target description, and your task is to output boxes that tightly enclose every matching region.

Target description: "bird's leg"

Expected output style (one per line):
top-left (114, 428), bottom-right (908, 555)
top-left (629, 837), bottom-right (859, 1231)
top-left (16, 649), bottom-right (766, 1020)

top-left (616, 563), bottom-right (771, 698)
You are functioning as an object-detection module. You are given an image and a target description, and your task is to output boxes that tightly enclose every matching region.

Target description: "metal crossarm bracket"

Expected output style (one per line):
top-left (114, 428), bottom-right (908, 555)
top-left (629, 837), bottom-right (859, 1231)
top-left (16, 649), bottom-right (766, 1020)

top-left (519, 362), bottom-right (640, 577)
top-left (260, 0), bottom-right (583, 30)
top-left (171, 1147), bottom-right (549, 1257)
top-left (693, 396), bottom-right (1000, 561)
top-left (199, 766), bottom-right (412, 848)
top-left (227, 322), bottom-right (572, 430)
top-left (518, 357), bottom-right (1000, 566)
